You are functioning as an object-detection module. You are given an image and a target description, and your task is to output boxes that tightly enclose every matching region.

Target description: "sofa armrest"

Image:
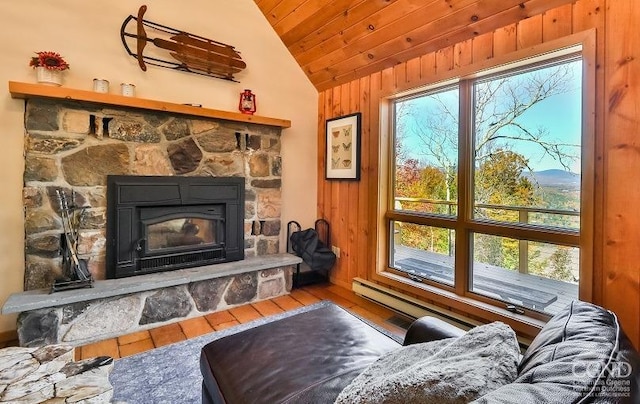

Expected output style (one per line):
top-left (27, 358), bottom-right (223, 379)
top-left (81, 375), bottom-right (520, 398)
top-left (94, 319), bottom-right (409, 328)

top-left (403, 316), bottom-right (466, 346)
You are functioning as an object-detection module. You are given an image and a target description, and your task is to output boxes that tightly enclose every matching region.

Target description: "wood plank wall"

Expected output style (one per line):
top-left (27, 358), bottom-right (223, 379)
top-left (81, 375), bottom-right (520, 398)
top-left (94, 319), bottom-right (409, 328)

top-left (317, 0), bottom-right (640, 348)
top-left (602, 0), bottom-right (640, 349)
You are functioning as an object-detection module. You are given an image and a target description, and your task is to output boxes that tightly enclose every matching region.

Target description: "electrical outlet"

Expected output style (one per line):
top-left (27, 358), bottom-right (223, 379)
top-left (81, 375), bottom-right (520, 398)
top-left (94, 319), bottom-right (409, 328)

top-left (332, 245), bottom-right (340, 258)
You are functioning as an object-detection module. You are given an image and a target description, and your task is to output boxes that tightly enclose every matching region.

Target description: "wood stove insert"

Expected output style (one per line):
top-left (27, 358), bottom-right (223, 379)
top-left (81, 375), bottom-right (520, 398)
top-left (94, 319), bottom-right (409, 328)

top-left (106, 175), bottom-right (245, 279)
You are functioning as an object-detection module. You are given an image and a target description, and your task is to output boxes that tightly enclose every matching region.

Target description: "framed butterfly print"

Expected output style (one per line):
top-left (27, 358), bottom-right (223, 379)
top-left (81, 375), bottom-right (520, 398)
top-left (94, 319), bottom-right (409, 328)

top-left (325, 112), bottom-right (361, 180)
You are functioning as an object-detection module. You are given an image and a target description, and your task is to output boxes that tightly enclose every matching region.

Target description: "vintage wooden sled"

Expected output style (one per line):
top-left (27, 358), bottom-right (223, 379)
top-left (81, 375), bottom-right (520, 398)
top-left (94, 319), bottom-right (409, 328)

top-left (120, 5), bottom-right (246, 82)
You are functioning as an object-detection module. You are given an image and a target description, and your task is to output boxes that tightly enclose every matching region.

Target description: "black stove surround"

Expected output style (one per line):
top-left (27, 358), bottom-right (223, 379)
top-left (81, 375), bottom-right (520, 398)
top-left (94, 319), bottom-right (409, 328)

top-left (106, 175), bottom-right (245, 279)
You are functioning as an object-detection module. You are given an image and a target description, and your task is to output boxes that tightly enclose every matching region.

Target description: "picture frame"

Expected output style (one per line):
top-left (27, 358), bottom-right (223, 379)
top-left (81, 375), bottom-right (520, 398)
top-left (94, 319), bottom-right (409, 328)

top-left (325, 112), bottom-right (361, 180)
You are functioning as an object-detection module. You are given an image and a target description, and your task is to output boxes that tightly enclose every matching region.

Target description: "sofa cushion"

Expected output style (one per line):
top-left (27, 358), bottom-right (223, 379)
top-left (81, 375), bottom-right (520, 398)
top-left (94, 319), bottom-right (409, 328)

top-left (473, 300), bottom-right (640, 404)
top-left (200, 304), bottom-right (400, 404)
top-left (335, 322), bottom-right (520, 404)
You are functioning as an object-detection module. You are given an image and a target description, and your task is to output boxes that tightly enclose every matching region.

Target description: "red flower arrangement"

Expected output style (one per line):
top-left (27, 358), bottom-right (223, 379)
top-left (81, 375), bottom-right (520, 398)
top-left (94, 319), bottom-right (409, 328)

top-left (29, 51), bottom-right (70, 71)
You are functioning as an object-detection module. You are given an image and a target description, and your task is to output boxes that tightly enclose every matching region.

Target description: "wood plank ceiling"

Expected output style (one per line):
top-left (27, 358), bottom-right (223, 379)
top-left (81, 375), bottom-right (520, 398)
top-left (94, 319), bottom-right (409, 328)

top-left (254, 0), bottom-right (577, 91)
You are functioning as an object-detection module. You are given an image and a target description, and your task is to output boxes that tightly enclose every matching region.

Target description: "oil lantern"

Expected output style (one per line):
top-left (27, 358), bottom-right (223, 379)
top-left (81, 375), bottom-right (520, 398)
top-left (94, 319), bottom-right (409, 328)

top-left (239, 89), bottom-right (257, 115)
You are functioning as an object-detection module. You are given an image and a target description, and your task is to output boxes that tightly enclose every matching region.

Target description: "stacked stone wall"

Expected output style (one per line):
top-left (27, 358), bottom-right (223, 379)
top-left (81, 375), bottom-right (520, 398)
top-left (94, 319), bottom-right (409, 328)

top-left (23, 99), bottom-right (283, 290)
top-left (0, 344), bottom-right (114, 402)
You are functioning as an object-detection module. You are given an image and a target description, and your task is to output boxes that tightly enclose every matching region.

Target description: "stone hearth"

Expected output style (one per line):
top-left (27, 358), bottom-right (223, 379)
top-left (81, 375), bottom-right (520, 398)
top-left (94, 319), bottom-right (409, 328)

top-left (4, 255), bottom-right (299, 347)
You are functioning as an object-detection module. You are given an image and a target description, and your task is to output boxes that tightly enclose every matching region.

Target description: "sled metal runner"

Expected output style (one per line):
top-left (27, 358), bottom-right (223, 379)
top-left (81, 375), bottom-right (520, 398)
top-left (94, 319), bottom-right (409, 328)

top-left (120, 5), bottom-right (246, 82)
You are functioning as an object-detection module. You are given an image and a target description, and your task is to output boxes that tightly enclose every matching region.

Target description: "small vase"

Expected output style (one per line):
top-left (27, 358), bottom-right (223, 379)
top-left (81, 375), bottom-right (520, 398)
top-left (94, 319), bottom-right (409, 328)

top-left (36, 66), bottom-right (63, 86)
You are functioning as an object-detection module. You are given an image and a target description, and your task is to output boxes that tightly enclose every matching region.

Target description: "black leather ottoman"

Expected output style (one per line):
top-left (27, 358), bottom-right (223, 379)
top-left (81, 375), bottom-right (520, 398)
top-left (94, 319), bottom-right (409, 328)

top-left (200, 304), bottom-right (400, 404)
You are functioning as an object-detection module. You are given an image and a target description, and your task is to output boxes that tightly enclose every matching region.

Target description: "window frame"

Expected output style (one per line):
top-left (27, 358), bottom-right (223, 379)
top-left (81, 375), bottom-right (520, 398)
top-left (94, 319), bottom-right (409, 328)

top-left (374, 31), bottom-right (596, 328)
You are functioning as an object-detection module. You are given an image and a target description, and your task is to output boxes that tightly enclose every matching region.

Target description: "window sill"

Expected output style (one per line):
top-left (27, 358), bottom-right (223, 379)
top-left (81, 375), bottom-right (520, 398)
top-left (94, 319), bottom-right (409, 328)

top-left (371, 269), bottom-right (547, 340)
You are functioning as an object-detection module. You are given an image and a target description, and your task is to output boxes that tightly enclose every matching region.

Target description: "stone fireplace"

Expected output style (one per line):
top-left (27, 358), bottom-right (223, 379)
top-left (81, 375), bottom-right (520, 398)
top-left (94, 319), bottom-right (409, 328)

top-left (7, 96), bottom-right (299, 347)
top-left (23, 98), bottom-right (284, 290)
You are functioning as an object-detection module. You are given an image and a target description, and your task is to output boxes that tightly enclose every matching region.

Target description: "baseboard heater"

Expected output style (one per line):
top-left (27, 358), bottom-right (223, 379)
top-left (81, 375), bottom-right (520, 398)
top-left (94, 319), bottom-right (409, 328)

top-left (352, 277), bottom-right (481, 332)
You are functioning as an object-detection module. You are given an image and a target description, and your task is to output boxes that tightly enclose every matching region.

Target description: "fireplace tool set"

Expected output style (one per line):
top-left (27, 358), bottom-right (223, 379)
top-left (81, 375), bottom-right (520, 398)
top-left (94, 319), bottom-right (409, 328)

top-left (53, 189), bottom-right (93, 293)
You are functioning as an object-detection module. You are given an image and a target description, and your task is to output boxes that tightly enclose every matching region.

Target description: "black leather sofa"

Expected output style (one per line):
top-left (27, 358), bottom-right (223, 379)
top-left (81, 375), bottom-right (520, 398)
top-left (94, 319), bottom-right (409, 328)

top-left (200, 300), bottom-right (639, 403)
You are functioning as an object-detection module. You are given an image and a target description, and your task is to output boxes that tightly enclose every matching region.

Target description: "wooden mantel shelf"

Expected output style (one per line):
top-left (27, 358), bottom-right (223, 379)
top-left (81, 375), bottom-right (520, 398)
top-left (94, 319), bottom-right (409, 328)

top-left (8, 81), bottom-right (291, 128)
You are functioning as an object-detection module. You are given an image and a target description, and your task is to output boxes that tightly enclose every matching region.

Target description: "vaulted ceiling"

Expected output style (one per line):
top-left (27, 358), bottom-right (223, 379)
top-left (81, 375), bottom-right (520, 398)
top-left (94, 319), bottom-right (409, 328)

top-left (254, 0), bottom-right (576, 91)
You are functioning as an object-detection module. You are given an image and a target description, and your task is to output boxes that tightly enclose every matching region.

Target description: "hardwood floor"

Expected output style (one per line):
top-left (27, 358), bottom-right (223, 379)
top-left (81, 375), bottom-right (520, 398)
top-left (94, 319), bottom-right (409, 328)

top-left (74, 284), bottom-right (410, 361)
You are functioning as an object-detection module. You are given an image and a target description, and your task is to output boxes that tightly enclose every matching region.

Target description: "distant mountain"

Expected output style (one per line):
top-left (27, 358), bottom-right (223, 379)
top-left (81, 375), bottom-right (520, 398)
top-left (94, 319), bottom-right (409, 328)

top-left (524, 169), bottom-right (580, 187)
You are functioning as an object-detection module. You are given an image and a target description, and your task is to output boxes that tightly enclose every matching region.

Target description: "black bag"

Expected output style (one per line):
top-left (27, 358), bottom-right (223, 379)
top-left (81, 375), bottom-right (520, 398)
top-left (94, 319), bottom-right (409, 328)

top-left (290, 228), bottom-right (336, 271)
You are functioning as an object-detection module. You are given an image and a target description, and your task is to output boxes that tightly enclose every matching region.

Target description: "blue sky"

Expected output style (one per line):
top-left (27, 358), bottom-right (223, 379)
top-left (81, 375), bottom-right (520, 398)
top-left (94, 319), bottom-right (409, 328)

top-left (397, 59), bottom-right (583, 173)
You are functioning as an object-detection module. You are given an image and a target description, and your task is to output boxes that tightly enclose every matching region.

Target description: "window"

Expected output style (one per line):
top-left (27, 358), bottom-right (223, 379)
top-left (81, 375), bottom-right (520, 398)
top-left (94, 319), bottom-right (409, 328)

top-left (387, 51), bottom-right (586, 317)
